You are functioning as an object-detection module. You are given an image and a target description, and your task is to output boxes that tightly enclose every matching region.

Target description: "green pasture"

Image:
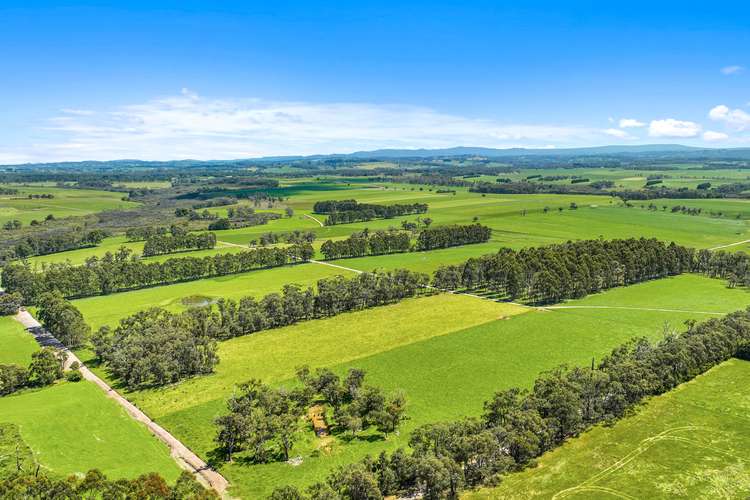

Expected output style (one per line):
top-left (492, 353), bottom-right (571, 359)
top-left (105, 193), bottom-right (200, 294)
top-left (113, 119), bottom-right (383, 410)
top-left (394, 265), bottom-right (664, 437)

top-left (0, 184), bottom-right (138, 225)
top-left (25, 235), bottom-right (247, 268)
top-left (0, 315), bottom-right (38, 365)
top-left (0, 381), bottom-right (182, 482)
top-left (77, 274), bottom-right (750, 497)
top-left (73, 261), bottom-right (348, 330)
top-left (468, 358), bottom-right (750, 499)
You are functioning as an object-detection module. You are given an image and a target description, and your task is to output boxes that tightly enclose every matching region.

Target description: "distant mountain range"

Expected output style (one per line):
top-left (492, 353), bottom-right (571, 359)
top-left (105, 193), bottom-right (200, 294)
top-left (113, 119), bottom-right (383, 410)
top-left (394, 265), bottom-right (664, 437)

top-left (309, 144), bottom-right (707, 159)
top-left (5, 144), bottom-right (750, 168)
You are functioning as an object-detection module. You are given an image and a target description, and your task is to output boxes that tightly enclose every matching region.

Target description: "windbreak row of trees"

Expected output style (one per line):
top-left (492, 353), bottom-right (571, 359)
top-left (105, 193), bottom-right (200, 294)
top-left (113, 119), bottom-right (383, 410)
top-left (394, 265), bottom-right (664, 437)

top-left (126, 226), bottom-right (165, 241)
top-left (91, 269), bottom-right (428, 388)
top-left (142, 232), bottom-right (216, 256)
top-left (432, 238), bottom-right (695, 304)
top-left (271, 309), bottom-right (750, 500)
top-left (318, 224), bottom-right (491, 260)
top-left (313, 200), bottom-right (428, 225)
top-left (415, 223), bottom-right (491, 251)
top-left (12, 229), bottom-right (108, 258)
top-left (320, 230), bottom-right (411, 259)
top-left (2, 243), bottom-right (315, 303)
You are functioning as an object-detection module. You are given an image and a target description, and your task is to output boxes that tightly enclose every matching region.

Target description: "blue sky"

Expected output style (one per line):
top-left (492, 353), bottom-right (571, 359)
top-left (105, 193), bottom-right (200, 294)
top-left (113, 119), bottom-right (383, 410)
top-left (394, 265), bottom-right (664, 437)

top-left (1, 1), bottom-right (749, 162)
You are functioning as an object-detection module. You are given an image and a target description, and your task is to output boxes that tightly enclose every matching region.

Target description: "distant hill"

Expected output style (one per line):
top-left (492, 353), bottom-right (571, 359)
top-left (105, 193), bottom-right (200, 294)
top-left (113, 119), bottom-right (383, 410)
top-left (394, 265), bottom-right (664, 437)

top-left (5, 144), bottom-right (750, 169)
top-left (337, 144), bottom-right (705, 159)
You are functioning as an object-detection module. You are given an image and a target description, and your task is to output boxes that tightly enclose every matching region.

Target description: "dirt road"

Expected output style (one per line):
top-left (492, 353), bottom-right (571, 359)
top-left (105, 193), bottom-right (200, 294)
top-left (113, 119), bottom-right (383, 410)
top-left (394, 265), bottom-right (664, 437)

top-left (13, 310), bottom-right (229, 495)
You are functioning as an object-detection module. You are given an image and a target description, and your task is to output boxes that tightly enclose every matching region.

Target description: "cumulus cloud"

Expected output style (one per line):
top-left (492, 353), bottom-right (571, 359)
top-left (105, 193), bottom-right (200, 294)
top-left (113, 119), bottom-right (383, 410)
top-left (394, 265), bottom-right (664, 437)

top-left (618, 118), bottom-right (645, 128)
top-left (703, 130), bottom-right (729, 141)
top-left (648, 118), bottom-right (702, 138)
top-left (721, 65), bottom-right (744, 75)
top-left (709, 104), bottom-right (750, 130)
top-left (6, 90), bottom-right (613, 162)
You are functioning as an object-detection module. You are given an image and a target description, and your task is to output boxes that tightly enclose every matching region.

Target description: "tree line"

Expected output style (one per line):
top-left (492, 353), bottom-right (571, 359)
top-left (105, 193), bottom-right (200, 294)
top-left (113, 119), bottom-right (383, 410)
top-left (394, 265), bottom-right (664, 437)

top-left (12, 229), bottom-right (109, 259)
top-left (142, 231), bottom-right (216, 256)
top-left (271, 307), bottom-right (750, 500)
top-left (2, 243), bottom-right (315, 303)
top-left (319, 224), bottom-right (491, 260)
top-left (313, 200), bottom-right (428, 225)
top-left (253, 230), bottom-right (316, 247)
top-left (415, 223), bottom-right (491, 251)
top-left (432, 238), bottom-right (694, 304)
top-left (1, 348), bottom-right (68, 397)
top-left (1, 469), bottom-right (214, 499)
top-left (92, 307), bottom-right (219, 389)
top-left (91, 269), bottom-right (428, 388)
top-left (321, 230), bottom-right (411, 259)
top-left (215, 368), bottom-right (406, 464)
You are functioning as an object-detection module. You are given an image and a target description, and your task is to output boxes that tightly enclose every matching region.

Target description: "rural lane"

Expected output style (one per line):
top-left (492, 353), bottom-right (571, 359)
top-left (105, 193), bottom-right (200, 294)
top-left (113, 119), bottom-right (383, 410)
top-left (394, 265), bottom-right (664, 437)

top-left (13, 310), bottom-right (230, 496)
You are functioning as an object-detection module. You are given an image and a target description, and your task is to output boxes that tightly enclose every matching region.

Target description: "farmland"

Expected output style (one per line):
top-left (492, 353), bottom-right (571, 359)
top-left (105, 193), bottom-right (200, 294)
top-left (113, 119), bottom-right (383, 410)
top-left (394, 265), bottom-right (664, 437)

top-left (0, 314), bottom-right (185, 482)
top-left (0, 381), bottom-right (182, 482)
top-left (4, 162), bottom-right (750, 498)
top-left (71, 273), bottom-right (750, 497)
top-left (467, 358), bottom-right (750, 500)
top-left (0, 184), bottom-right (137, 225)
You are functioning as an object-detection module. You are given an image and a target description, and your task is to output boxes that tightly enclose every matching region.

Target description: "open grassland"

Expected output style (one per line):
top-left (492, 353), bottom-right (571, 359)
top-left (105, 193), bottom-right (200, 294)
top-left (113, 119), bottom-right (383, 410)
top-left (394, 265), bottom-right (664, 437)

top-left (20, 181), bottom-right (750, 276)
top-left (73, 261), bottom-right (348, 330)
top-left (0, 381), bottom-right (182, 482)
top-left (26, 234), bottom-right (248, 267)
top-left (0, 316), bottom-right (38, 365)
top-left (80, 274), bottom-right (750, 497)
top-left (462, 166), bottom-right (750, 190)
top-left (0, 185), bottom-right (138, 225)
top-left (467, 358), bottom-right (750, 500)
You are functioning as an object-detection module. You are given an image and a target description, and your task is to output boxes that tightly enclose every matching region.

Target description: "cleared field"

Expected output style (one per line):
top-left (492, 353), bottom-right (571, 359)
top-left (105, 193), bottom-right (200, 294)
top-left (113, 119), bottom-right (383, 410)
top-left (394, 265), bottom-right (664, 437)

top-left (0, 185), bottom-right (138, 225)
top-left (467, 358), bottom-right (750, 499)
top-left (73, 261), bottom-right (351, 330)
top-left (26, 234), bottom-right (247, 267)
top-left (0, 381), bottom-right (182, 481)
top-left (81, 274), bottom-right (750, 497)
top-left (0, 315), bottom-right (38, 365)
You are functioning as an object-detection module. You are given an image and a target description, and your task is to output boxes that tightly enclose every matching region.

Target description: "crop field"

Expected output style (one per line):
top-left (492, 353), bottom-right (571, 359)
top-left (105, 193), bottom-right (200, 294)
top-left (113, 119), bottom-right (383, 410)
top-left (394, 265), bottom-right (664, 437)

top-left (0, 381), bottom-right (182, 482)
top-left (468, 357), bottom-right (750, 500)
top-left (73, 273), bottom-right (750, 497)
top-left (0, 184), bottom-right (138, 225)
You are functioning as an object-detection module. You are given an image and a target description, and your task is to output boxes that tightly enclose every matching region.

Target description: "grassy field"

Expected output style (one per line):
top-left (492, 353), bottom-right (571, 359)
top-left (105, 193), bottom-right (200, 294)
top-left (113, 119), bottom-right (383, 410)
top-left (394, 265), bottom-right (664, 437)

top-left (468, 358), bottom-right (750, 500)
top-left (74, 274), bottom-right (750, 497)
top-left (0, 316), bottom-right (38, 365)
top-left (0, 381), bottom-right (182, 481)
top-left (22, 180), bottom-right (750, 280)
top-left (0, 185), bottom-right (138, 225)
top-left (73, 261), bottom-right (350, 330)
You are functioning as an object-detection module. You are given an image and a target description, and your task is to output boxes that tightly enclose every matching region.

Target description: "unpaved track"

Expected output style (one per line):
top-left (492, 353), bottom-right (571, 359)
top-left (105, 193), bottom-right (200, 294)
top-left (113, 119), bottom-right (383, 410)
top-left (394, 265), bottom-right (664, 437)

top-left (13, 310), bottom-right (229, 495)
top-left (709, 238), bottom-right (750, 250)
top-left (304, 213), bottom-right (325, 226)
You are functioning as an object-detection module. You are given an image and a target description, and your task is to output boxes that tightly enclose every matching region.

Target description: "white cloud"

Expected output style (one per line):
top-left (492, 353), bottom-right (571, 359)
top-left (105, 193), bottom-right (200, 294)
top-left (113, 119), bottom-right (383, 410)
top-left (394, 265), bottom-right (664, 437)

top-left (648, 118), bottom-right (702, 138)
top-left (604, 128), bottom-right (631, 139)
top-left (721, 65), bottom-right (744, 75)
top-left (709, 104), bottom-right (750, 130)
top-left (60, 108), bottom-right (95, 116)
top-left (703, 130), bottom-right (729, 141)
top-left (618, 118), bottom-right (645, 128)
top-left (5, 90), bottom-right (614, 162)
